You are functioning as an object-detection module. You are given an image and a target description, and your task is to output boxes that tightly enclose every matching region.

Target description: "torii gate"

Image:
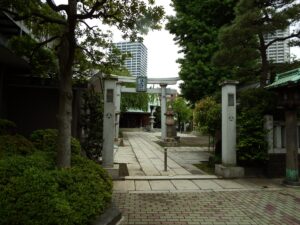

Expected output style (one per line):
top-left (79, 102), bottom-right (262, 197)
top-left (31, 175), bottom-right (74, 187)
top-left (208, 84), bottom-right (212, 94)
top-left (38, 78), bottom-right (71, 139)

top-left (102, 75), bottom-right (179, 167)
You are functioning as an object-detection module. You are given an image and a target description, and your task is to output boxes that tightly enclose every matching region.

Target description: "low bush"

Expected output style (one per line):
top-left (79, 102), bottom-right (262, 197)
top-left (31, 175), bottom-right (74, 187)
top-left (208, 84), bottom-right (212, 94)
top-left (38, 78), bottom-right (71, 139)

top-left (0, 151), bottom-right (53, 187)
top-left (0, 135), bottom-right (36, 158)
top-left (30, 129), bottom-right (81, 155)
top-left (0, 153), bottom-right (112, 225)
top-left (0, 119), bottom-right (16, 135)
top-left (72, 155), bottom-right (112, 190)
top-left (194, 96), bottom-right (221, 137)
top-left (237, 88), bottom-right (276, 166)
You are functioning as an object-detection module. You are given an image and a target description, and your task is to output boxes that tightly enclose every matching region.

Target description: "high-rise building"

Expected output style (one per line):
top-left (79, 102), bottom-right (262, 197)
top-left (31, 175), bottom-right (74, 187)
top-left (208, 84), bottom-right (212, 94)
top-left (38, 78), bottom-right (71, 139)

top-left (114, 42), bottom-right (148, 77)
top-left (265, 28), bottom-right (290, 63)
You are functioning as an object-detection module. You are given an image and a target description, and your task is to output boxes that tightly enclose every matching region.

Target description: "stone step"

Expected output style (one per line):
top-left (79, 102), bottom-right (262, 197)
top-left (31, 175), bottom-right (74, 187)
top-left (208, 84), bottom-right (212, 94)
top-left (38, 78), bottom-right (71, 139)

top-left (124, 175), bottom-right (218, 180)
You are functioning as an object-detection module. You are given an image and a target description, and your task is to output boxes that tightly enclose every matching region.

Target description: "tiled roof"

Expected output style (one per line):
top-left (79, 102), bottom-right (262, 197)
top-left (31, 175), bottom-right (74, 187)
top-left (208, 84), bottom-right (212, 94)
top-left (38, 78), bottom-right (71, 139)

top-left (266, 68), bottom-right (300, 89)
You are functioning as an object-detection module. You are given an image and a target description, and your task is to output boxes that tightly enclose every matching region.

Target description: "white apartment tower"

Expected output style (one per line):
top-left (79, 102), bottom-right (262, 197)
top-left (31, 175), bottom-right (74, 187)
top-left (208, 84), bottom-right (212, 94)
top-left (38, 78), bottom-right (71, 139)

top-left (265, 28), bottom-right (290, 63)
top-left (114, 42), bottom-right (148, 77)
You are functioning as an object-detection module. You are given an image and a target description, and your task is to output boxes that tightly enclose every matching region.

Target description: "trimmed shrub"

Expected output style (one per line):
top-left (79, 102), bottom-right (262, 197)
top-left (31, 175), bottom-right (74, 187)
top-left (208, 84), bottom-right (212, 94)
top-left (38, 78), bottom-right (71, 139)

top-left (0, 154), bottom-right (112, 225)
top-left (0, 152), bottom-right (54, 187)
top-left (30, 129), bottom-right (81, 155)
top-left (0, 135), bottom-right (36, 158)
top-left (0, 119), bottom-right (16, 135)
top-left (72, 155), bottom-right (112, 190)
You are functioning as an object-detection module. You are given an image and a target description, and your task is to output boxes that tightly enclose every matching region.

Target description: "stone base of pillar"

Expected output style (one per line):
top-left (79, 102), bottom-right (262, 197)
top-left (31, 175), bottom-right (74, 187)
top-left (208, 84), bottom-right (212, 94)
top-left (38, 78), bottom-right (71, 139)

top-left (163, 136), bottom-right (180, 147)
top-left (104, 164), bottom-right (120, 179)
top-left (215, 164), bottom-right (244, 178)
top-left (114, 138), bottom-right (124, 146)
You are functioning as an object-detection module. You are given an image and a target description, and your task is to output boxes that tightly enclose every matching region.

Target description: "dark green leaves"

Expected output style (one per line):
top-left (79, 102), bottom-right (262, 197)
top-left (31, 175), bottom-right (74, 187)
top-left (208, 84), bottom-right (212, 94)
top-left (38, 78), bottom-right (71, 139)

top-left (167, 0), bottom-right (237, 103)
top-left (214, 0), bottom-right (300, 86)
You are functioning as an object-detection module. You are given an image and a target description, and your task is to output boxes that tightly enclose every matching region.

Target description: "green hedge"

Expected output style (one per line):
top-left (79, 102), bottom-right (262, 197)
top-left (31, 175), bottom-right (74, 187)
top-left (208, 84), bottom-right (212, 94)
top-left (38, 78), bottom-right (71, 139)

top-left (0, 153), bottom-right (112, 225)
top-left (0, 135), bottom-right (36, 158)
top-left (0, 127), bottom-right (112, 225)
top-left (0, 119), bottom-right (16, 135)
top-left (30, 129), bottom-right (81, 155)
top-left (0, 151), bottom-right (54, 187)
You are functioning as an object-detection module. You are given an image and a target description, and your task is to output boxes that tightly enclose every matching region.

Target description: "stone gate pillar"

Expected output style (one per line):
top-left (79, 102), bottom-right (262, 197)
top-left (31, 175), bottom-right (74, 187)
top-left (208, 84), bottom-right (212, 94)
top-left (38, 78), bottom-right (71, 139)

top-left (160, 84), bottom-right (167, 140)
top-left (221, 80), bottom-right (238, 165)
top-left (115, 82), bottom-right (122, 140)
top-left (102, 78), bottom-right (116, 168)
top-left (264, 115), bottom-right (274, 154)
top-left (215, 80), bottom-right (244, 178)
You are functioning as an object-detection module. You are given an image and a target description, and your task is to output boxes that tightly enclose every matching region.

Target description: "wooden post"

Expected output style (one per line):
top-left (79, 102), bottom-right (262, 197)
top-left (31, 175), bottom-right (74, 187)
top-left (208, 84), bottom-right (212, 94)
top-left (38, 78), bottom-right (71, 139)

top-left (284, 109), bottom-right (300, 185)
top-left (0, 69), bottom-right (4, 117)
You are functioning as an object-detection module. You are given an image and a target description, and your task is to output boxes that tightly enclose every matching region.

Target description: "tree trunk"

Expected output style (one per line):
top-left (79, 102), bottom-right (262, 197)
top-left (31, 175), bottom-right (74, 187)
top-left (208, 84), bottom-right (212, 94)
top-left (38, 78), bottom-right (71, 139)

top-left (258, 33), bottom-right (269, 87)
top-left (56, 0), bottom-right (77, 168)
top-left (57, 39), bottom-right (73, 168)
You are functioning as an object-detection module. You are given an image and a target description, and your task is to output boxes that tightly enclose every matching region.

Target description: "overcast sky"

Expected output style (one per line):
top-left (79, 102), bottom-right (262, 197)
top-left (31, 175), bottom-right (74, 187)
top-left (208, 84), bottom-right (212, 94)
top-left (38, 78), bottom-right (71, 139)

top-left (109, 0), bottom-right (182, 79)
top-left (132, 0), bottom-right (181, 79)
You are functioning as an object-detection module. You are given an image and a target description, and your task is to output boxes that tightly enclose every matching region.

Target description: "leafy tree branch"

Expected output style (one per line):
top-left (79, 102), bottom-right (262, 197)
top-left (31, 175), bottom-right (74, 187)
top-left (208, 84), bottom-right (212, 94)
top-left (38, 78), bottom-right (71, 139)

top-left (2, 0), bottom-right (164, 168)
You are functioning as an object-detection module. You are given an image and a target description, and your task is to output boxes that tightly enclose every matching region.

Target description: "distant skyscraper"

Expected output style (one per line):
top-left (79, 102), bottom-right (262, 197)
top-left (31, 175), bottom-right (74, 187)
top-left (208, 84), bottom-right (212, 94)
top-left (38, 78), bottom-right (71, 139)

top-left (114, 42), bottom-right (148, 77)
top-left (265, 28), bottom-right (290, 63)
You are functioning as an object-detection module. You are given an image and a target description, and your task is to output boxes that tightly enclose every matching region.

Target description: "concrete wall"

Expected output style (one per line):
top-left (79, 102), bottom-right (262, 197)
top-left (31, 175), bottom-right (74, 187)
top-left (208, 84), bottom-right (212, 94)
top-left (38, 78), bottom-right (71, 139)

top-left (2, 83), bottom-right (83, 139)
top-left (6, 85), bottom-right (58, 136)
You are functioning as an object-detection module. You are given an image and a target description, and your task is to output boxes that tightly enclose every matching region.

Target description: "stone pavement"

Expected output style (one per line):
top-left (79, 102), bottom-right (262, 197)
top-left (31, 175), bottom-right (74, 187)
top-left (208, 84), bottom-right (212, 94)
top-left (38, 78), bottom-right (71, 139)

top-left (114, 131), bottom-right (209, 177)
top-left (113, 131), bottom-right (300, 224)
top-left (114, 131), bottom-right (282, 193)
top-left (113, 178), bottom-right (284, 193)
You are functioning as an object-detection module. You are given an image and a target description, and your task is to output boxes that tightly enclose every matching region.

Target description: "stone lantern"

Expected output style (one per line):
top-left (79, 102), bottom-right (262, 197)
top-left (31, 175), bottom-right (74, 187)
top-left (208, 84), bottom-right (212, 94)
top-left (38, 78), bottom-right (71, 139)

top-left (267, 68), bottom-right (300, 186)
top-left (165, 106), bottom-right (175, 138)
top-left (165, 105), bottom-right (176, 140)
top-left (149, 105), bottom-right (156, 132)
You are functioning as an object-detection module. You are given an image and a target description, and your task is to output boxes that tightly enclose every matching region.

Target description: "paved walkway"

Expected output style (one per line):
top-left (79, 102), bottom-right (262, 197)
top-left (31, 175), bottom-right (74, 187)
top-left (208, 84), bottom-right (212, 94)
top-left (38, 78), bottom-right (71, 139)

top-left (114, 131), bottom-right (282, 193)
top-left (114, 131), bottom-right (209, 177)
top-left (113, 131), bottom-right (300, 224)
top-left (114, 188), bottom-right (300, 225)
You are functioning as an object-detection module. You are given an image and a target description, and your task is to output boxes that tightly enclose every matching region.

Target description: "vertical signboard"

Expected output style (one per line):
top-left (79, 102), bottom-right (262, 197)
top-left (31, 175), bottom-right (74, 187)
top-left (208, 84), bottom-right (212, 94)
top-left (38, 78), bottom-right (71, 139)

top-left (136, 76), bottom-right (147, 92)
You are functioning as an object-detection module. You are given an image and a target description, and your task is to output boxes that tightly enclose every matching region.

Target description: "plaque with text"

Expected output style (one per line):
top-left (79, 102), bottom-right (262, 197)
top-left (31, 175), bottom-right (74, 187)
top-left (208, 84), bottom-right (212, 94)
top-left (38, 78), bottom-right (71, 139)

top-left (106, 89), bottom-right (114, 103)
top-left (136, 76), bottom-right (147, 92)
top-left (228, 93), bottom-right (234, 106)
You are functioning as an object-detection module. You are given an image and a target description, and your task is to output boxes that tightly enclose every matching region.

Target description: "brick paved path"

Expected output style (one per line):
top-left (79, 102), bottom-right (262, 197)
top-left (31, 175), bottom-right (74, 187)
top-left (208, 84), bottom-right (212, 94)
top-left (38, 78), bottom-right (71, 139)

top-left (114, 189), bottom-right (300, 225)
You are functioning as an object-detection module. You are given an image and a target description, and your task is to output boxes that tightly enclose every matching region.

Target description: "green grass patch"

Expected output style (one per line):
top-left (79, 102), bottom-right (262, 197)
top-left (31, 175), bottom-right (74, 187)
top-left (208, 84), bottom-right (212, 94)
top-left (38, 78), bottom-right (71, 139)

top-left (155, 136), bottom-right (209, 147)
top-left (193, 162), bottom-right (215, 175)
